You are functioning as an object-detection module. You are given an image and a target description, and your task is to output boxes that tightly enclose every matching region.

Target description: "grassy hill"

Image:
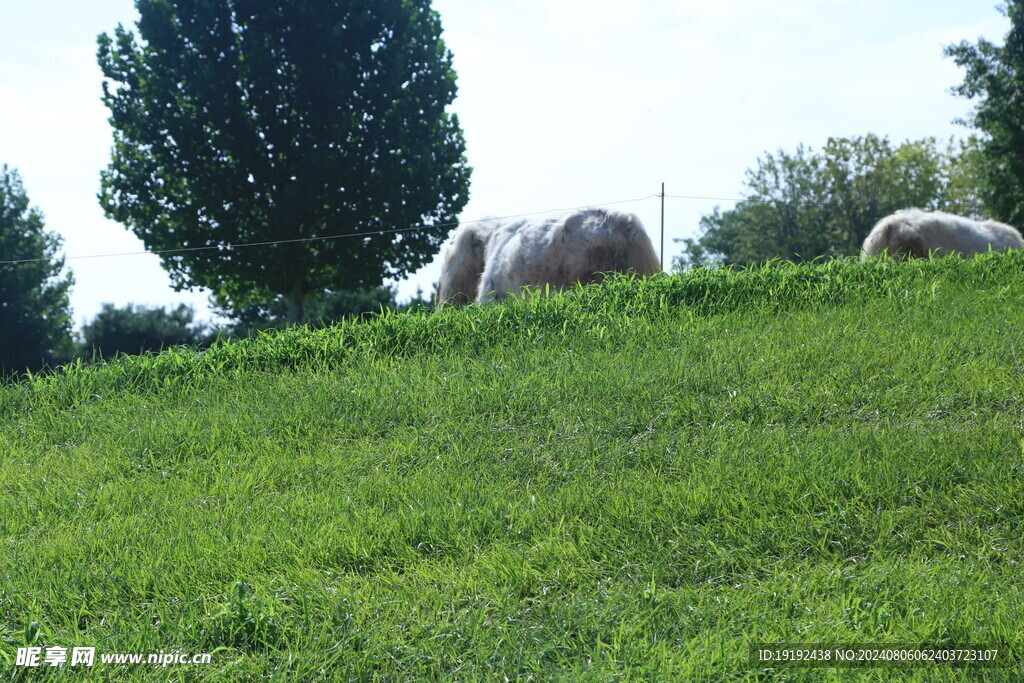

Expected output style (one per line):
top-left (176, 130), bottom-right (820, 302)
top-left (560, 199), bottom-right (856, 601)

top-left (2, 254), bottom-right (1024, 680)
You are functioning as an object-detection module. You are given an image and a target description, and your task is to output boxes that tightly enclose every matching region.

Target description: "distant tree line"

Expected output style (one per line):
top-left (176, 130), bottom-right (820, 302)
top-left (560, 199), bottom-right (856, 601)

top-left (80, 287), bottom-right (431, 361)
top-left (676, 135), bottom-right (985, 268)
top-left (3, 281), bottom-right (430, 378)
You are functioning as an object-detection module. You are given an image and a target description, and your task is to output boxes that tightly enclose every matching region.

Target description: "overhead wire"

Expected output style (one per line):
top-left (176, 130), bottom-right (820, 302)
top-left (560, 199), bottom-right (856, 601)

top-left (0, 189), bottom-right (987, 266)
top-left (0, 193), bottom-right (659, 266)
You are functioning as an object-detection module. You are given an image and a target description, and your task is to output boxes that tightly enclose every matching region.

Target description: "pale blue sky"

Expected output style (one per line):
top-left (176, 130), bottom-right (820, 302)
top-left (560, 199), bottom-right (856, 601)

top-left (0, 1), bottom-right (1010, 328)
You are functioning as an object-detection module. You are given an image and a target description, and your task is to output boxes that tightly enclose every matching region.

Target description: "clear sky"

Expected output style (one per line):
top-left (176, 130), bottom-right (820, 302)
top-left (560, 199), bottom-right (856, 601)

top-left (0, 0), bottom-right (1010, 329)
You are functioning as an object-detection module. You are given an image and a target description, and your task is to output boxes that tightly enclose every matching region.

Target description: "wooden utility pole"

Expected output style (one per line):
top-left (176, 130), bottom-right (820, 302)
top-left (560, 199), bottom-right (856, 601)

top-left (660, 182), bottom-right (665, 270)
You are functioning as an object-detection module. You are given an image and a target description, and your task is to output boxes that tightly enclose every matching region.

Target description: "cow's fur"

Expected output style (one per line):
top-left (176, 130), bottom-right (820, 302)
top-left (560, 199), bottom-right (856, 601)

top-left (435, 208), bottom-right (660, 306)
top-left (434, 221), bottom-right (488, 307)
top-left (861, 208), bottom-right (1023, 261)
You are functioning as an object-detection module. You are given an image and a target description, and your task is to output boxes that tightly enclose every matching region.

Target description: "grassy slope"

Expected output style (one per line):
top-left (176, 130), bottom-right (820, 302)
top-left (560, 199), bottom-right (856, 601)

top-left (2, 254), bottom-right (1024, 680)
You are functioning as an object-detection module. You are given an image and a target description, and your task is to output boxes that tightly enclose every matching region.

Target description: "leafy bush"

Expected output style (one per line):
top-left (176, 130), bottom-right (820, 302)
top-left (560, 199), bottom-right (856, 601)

top-left (218, 286), bottom-right (400, 338)
top-left (81, 303), bottom-right (210, 359)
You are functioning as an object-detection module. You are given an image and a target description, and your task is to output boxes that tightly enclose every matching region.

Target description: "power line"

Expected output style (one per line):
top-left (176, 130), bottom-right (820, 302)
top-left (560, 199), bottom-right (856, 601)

top-left (664, 193), bottom-right (750, 203)
top-left (2, 190), bottom-right (988, 267)
top-left (666, 192), bottom-right (864, 211)
top-left (0, 193), bottom-right (659, 266)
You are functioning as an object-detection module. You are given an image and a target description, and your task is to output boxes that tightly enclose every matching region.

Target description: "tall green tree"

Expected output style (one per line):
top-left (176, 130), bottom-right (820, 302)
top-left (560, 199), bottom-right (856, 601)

top-left (98, 0), bottom-right (471, 323)
top-left (677, 135), bottom-right (983, 268)
top-left (0, 165), bottom-right (75, 375)
top-left (945, 0), bottom-right (1024, 225)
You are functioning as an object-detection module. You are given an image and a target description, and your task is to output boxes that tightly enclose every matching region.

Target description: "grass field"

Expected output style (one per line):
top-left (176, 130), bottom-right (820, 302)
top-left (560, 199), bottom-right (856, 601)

top-left (2, 254), bottom-right (1023, 680)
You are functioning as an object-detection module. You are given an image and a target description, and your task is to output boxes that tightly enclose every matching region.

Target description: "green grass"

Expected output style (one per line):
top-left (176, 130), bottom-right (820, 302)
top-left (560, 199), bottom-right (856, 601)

top-left (2, 254), bottom-right (1024, 680)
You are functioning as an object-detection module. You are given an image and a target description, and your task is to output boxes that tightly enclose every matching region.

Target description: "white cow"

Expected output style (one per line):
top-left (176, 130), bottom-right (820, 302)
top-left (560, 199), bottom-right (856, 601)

top-left (435, 208), bottom-right (661, 306)
top-left (861, 208), bottom-right (1023, 261)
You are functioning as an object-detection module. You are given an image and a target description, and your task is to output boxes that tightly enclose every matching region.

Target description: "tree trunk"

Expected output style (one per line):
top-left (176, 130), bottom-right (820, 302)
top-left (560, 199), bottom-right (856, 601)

top-left (284, 286), bottom-right (306, 325)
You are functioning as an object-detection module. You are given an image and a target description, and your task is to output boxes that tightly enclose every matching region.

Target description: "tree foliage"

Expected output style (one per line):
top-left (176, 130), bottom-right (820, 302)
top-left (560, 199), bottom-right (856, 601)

top-left (676, 135), bottom-right (983, 268)
top-left (81, 303), bottom-right (210, 359)
top-left (98, 0), bottom-right (471, 323)
top-left (0, 165), bottom-right (74, 375)
top-left (221, 285), bottom-right (399, 336)
top-left (945, 0), bottom-right (1024, 226)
